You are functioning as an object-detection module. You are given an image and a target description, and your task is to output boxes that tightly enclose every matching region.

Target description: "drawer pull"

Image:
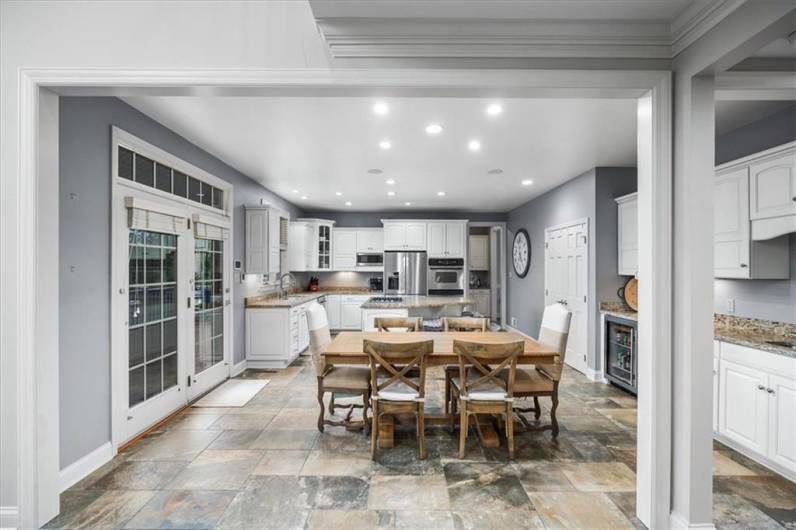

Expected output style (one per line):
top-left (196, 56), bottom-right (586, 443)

top-left (757, 384), bottom-right (765, 391)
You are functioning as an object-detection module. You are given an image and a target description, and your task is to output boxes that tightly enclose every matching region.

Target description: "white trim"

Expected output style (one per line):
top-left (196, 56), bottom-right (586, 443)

top-left (586, 368), bottom-right (606, 383)
top-left (58, 442), bottom-right (114, 494)
top-left (670, 0), bottom-right (746, 56)
top-left (467, 221), bottom-right (508, 327)
top-left (714, 433), bottom-right (796, 484)
top-left (714, 71), bottom-right (796, 101)
top-left (231, 359), bottom-right (248, 378)
top-left (670, 511), bottom-right (717, 530)
top-left (0, 506), bottom-right (19, 530)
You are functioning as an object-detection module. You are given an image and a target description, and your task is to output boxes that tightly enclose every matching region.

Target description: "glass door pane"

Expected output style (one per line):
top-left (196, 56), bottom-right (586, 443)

top-left (194, 238), bottom-right (224, 374)
top-left (128, 229), bottom-right (178, 408)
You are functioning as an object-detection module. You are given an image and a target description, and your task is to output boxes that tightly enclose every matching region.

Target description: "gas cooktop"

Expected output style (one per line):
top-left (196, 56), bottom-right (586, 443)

top-left (369, 296), bottom-right (404, 303)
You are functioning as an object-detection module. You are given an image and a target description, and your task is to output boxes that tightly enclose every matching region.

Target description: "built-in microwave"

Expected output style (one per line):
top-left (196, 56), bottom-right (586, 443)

top-left (356, 253), bottom-right (383, 267)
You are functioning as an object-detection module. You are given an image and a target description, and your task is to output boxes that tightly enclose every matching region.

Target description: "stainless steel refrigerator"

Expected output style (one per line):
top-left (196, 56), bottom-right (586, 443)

top-left (383, 251), bottom-right (427, 295)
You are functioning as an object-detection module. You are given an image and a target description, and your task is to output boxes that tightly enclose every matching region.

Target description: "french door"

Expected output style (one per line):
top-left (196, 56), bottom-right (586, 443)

top-left (544, 219), bottom-right (589, 374)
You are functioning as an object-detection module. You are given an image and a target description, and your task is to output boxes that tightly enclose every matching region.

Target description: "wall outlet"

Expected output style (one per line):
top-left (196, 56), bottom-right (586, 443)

top-left (726, 298), bottom-right (735, 314)
top-left (510, 317), bottom-right (518, 327)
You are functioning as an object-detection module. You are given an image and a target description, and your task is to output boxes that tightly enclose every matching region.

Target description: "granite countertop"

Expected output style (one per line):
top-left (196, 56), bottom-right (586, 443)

top-left (361, 295), bottom-right (475, 309)
top-left (245, 287), bottom-right (373, 308)
top-left (598, 302), bottom-right (796, 359)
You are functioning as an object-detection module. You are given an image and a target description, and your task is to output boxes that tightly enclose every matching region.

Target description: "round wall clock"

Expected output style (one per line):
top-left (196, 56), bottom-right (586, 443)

top-left (512, 229), bottom-right (531, 278)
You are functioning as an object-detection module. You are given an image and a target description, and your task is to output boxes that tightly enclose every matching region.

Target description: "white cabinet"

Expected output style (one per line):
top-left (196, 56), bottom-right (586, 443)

top-left (361, 308), bottom-right (409, 331)
top-left (469, 235), bottom-right (489, 270)
top-left (326, 295), bottom-right (341, 329)
top-left (292, 219), bottom-right (335, 271)
top-left (333, 228), bottom-right (358, 270)
top-left (356, 229), bottom-right (384, 253)
top-left (749, 148), bottom-right (796, 221)
top-left (246, 301), bottom-right (314, 368)
top-left (427, 221), bottom-right (466, 258)
top-left (340, 295), bottom-right (370, 330)
top-left (470, 289), bottom-right (491, 317)
top-left (246, 206), bottom-right (288, 276)
top-left (768, 374), bottom-right (796, 473)
top-left (615, 193), bottom-right (638, 276)
top-left (288, 222), bottom-right (312, 272)
top-left (713, 356), bottom-right (719, 433)
top-left (383, 221), bottom-right (427, 250)
top-left (719, 359), bottom-right (769, 454)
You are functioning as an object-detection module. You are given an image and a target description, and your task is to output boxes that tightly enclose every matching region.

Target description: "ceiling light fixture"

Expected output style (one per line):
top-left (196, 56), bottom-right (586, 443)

top-left (301, 195), bottom-right (308, 199)
top-left (486, 103), bottom-right (503, 116)
top-left (345, 201), bottom-right (352, 206)
top-left (335, 191), bottom-right (342, 196)
top-left (379, 140), bottom-right (392, 150)
top-left (387, 191), bottom-right (396, 196)
top-left (425, 123), bottom-right (443, 135)
top-left (404, 202), bottom-right (412, 206)
top-left (292, 189), bottom-right (299, 193)
top-left (367, 168), bottom-right (383, 174)
top-left (467, 140), bottom-right (481, 151)
top-left (487, 169), bottom-right (503, 175)
top-left (373, 102), bottom-right (389, 115)
top-left (521, 179), bottom-right (533, 186)
top-left (437, 191), bottom-right (446, 197)
top-left (385, 179), bottom-right (396, 185)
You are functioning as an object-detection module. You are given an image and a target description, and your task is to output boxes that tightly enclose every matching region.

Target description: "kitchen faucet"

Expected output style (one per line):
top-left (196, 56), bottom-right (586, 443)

top-left (277, 272), bottom-right (296, 299)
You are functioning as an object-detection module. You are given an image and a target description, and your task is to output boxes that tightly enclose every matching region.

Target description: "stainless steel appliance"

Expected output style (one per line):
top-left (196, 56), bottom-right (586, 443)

top-left (357, 252), bottom-right (383, 267)
top-left (427, 257), bottom-right (465, 295)
top-left (383, 251), bottom-right (427, 295)
top-left (604, 314), bottom-right (637, 395)
top-left (368, 276), bottom-right (383, 292)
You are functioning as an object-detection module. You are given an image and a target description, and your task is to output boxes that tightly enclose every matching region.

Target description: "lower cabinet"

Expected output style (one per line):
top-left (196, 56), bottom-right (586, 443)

top-left (715, 341), bottom-right (796, 479)
top-left (340, 295), bottom-right (370, 330)
top-left (326, 295), bottom-right (342, 329)
top-left (470, 289), bottom-right (491, 317)
top-left (245, 302), bottom-right (311, 369)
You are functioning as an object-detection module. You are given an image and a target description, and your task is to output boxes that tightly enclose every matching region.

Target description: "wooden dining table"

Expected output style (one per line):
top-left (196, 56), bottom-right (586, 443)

top-left (322, 330), bottom-right (559, 448)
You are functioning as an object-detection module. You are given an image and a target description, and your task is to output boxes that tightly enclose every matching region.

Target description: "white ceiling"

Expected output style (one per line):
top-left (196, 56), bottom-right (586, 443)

top-left (122, 96), bottom-right (638, 212)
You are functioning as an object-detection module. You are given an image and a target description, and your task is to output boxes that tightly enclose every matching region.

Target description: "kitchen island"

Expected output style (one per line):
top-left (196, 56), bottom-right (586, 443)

top-left (361, 294), bottom-right (476, 331)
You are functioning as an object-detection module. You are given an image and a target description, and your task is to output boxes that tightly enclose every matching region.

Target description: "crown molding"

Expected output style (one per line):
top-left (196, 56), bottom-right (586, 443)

top-left (670, 0), bottom-right (747, 56)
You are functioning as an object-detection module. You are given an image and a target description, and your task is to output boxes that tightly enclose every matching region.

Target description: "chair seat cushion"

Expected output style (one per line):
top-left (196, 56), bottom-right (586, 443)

top-left (375, 378), bottom-right (420, 401)
top-left (451, 375), bottom-right (507, 401)
top-left (505, 368), bottom-right (555, 393)
top-left (323, 366), bottom-right (370, 390)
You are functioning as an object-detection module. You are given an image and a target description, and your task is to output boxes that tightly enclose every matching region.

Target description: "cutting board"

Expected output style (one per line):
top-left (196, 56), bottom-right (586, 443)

top-left (623, 277), bottom-right (638, 311)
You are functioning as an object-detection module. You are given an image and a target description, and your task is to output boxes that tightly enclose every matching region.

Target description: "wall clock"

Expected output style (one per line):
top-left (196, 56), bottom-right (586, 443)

top-left (512, 229), bottom-right (531, 278)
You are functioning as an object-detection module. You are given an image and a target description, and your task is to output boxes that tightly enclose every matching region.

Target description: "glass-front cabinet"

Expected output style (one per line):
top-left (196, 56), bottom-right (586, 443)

top-left (294, 218), bottom-right (335, 271)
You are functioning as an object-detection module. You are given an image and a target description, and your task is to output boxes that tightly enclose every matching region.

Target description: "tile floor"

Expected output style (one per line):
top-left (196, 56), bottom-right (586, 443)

top-left (47, 359), bottom-right (796, 529)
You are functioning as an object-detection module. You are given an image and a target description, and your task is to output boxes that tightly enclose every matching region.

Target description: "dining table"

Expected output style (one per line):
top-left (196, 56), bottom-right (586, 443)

top-left (322, 330), bottom-right (559, 449)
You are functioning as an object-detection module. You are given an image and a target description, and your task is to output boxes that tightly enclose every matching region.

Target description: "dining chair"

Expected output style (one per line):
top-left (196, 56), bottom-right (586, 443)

top-left (442, 317), bottom-right (489, 417)
top-left (374, 316), bottom-right (422, 332)
top-left (509, 303), bottom-right (572, 437)
top-left (449, 339), bottom-right (524, 458)
top-left (364, 338), bottom-right (434, 459)
top-left (306, 301), bottom-right (371, 433)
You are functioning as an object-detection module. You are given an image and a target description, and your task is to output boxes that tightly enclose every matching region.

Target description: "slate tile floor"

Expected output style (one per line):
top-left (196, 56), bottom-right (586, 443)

top-left (48, 359), bottom-right (796, 529)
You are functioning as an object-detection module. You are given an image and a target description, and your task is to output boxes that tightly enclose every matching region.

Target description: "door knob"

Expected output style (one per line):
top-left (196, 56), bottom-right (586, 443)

top-left (757, 384), bottom-right (766, 391)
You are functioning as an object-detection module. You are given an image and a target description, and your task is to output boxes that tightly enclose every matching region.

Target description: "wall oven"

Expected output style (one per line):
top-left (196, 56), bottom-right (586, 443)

top-left (427, 257), bottom-right (465, 295)
top-left (604, 314), bottom-right (637, 395)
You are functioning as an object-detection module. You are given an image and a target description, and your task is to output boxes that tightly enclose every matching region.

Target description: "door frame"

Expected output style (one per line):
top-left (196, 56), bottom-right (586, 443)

top-left (110, 127), bottom-right (234, 449)
top-left (543, 217), bottom-right (590, 375)
top-left (468, 221), bottom-right (507, 326)
top-left (15, 67), bottom-right (671, 529)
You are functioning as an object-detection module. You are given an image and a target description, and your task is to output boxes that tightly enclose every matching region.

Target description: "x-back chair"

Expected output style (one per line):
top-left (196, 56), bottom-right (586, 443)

top-left (364, 338), bottom-right (434, 459)
top-left (374, 316), bottom-right (423, 332)
top-left (442, 317), bottom-right (489, 416)
top-left (450, 339), bottom-right (524, 458)
top-left (306, 302), bottom-right (371, 433)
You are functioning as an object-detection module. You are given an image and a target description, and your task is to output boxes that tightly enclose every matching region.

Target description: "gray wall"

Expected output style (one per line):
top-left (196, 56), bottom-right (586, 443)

top-left (506, 167), bottom-right (636, 375)
top-left (713, 104), bottom-right (796, 324)
top-left (59, 97), bottom-right (301, 468)
top-left (302, 210), bottom-right (506, 227)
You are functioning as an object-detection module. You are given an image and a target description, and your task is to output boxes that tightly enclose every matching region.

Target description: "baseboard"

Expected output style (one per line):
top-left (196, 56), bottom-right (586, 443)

top-left (669, 510), bottom-right (716, 529)
top-left (714, 433), bottom-right (796, 484)
top-left (0, 506), bottom-right (18, 530)
top-left (231, 359), bottom-right (248, 377)
top-left (586, 367), bottom-right (606, 383)
top-left (504, 324), bottom-right (533, 338)
top-left (59, 441), bottom-right (114, 493)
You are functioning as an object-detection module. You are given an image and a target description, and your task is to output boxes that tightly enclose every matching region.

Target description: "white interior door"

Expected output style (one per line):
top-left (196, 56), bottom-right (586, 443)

top-left (545, 220), bottom-right (588, 374)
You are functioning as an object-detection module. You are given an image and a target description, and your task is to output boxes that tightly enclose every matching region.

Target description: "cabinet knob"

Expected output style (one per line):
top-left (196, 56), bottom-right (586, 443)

top-left (792, 197), bottom-right (796, 202)
top-left (767, 388), bottom-right (775, 394)
top-left (757, 384), bottom-right (766, 391)
top-left (740, 263), bottom-right (748, 268)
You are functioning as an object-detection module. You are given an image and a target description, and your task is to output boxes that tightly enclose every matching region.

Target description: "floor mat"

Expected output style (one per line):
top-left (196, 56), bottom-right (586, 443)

top-left (193, 379), bottom-right (269, 407)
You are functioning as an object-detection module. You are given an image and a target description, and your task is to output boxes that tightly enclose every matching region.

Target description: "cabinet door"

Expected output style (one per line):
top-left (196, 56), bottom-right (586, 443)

top-left (469, 235), bottom-right (489, 270)
top-left (326, 296), bottom-right (341, 329)
top-left (357, 230), bottom-right (383, 252)
top-left (617, 198), bottom-right (638, 276)
top-left (713, 356), bottom-right (719, 433)
top-left (714, 168), bottom-right (750, 278)
top-left (383, 224), bottom-right (406, 250)
top-left (767, 374), bottom-right (796, 474)
top-left (334, 230), bottom-right (357, 270)
top-left (245, 310), bottom-right (288, 360)
top-left (341, 302), bottom-right (362, 330)
top-left (445, 222), bottom-right (465, 257)
top-left (268, 210), bottom-right (280, 274)
top-left (405, 223), bottom-right (427, 250)
top-left (719, 359), bottom-right (769, 454)
top-left (750, 149), bottom-right (796, 220)
top-left (427, 222), bottom-right (446, 257)
top-left (370, 229), bottom-right (384, 252)
top-left (245, 209), bottom-right (268, 274)
top-left (298, 308), bottom-right (309, 353)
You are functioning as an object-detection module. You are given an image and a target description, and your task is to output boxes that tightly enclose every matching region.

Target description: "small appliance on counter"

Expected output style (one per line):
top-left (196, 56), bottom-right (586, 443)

top-left (604, 313), bottom-right (637, 395)
top-left (368, 276), bottom-right (383, 292)
top-left (308, 276), bottom-right (320, 291)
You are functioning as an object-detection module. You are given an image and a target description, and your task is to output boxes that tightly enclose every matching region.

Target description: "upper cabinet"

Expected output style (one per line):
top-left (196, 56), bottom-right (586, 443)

top-left (714, 144), bottom-right (792, 279)
top-left (427, 221), bottom-right (466, 258)
top-left (615, 193), bottom-right (638, 276)
top-left (288, 218), bottom-right (335, 271)
top-left (469, 235), bottom-right (489, 271)
top-left (245, 206), bottom-right (289, 277)
top-left (356, 228), bottom-right (384, 253)
top-left (383, 221), bottom-right (427, 250)
top-left (333, 228), bottom-right (358, 270)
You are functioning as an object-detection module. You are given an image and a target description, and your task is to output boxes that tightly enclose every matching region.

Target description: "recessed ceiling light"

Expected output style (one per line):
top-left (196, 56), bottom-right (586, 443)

top-left (345, 201), bottom-right (352, 206)
top-left (335, 191), bottom-right (342, 196)
top-left (301, 195), bottom-right (308, 199)
top-left (487, 168), bottom-right (503, 175)
top-left (467, 140), bottom-right (481, 151)
top-left (385, 179), bottom-right (396, 185)
top-left (292, 189), bottom-right (299, 193)
top-left (425, 123), bottom-right (443, 135)
top-left (367, 168), bottom-right (383, 174)
top-left (379, 140), bottom-right (392, 150)
top-left (373, 102), bottom-right (389, 115)
top-left (486, 103), bottom-right (503, 116)
top-left (404, 202), bottom-right (412, 206)
top-left (437, 191), bottom-right (446, 197)
top-left (387, 190), bottom-right (396, 196)
top-left (521, 179), bottom-right (533, 186)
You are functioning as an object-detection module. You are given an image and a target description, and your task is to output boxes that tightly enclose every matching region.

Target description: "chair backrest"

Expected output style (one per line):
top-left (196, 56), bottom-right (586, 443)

top-left (363, 339), bottom-right (434, 398)
top-left (305, 301), bottom-right (331, 376)
top-left (443, 317), bottom-right (488, 332)
top-left (453, 340), bottom-right (524, 400)
top-left (374, 317), bottom-right (422, 332)
top-left (536, 303), bottom-right (572, 382)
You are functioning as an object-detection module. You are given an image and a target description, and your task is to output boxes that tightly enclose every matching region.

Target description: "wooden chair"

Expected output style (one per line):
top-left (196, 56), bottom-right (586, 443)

top-left (306, 302), bottom-right (371, 433)
top-left (442, 317), bottom-right (489, 417)
top-left (449, 339), bottom-right (524, 458)
top-left (364, 339), bottom-right (434, 459)
top-left (509, 303), bottom-right (572, 437)
top-left (374, 317), bottom-right (422, 332)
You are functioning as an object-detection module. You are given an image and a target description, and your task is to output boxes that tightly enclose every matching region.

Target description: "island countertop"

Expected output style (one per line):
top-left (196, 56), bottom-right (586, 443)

top-left (361, 295), bottom-right (474, 309)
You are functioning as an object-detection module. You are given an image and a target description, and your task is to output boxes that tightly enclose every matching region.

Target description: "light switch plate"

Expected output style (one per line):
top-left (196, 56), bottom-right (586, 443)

top-left (510, 317), bottom-right (518, 327)
top-left (726, 298), bottom-right (735, 313)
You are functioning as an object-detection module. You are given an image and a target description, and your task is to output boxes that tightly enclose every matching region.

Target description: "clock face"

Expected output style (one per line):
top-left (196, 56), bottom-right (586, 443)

top-left (513, 229), bottom-right (531, 278)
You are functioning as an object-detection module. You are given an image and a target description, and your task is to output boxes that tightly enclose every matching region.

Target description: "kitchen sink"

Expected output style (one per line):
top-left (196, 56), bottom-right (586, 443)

top-left (765, 340), bottom-right (796, 349)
